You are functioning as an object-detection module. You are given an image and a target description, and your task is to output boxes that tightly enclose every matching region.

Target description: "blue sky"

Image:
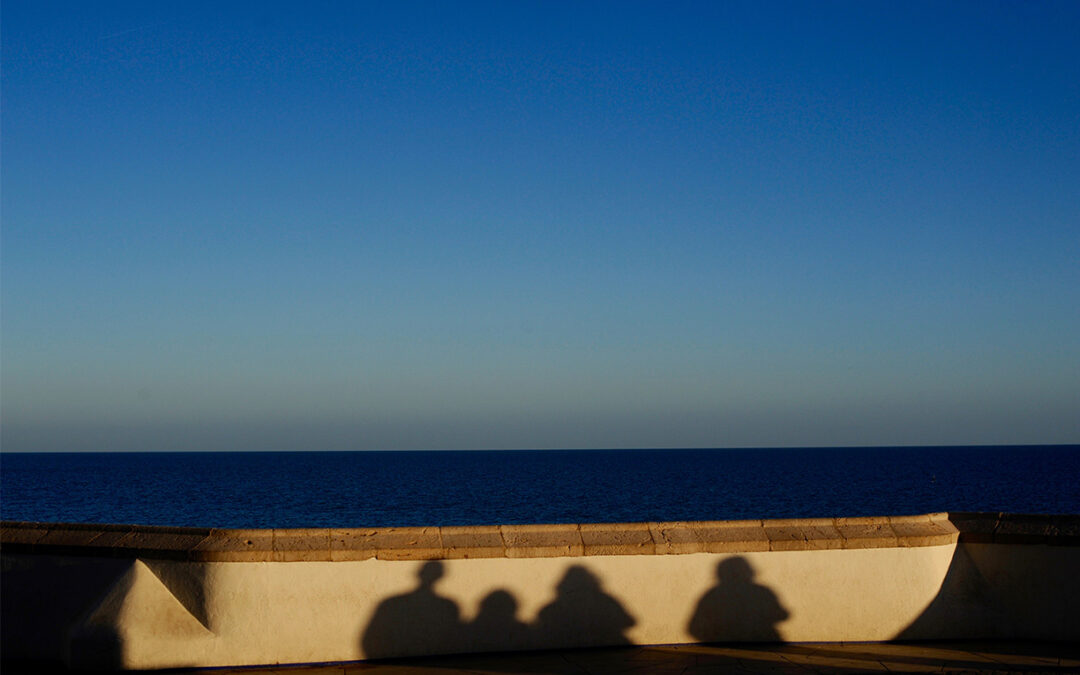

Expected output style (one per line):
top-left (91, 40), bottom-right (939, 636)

top-left (3, 0), bottom-right (1078, 451)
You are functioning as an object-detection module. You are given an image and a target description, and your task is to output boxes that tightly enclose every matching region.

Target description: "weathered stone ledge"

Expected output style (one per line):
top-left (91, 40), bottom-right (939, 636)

top-left (2, 513), bottom-right (1077, 562)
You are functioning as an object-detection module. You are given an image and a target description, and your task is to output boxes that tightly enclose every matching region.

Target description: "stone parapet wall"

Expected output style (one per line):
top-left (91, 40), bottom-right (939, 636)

top-left (2, 513), bottom-right (1078, 670)
top-left (7, 512), bottom-right (1075, 562)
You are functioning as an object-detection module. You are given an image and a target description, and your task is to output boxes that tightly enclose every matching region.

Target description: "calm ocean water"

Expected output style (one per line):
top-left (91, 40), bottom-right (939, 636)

top-left (1, 446), bottom-right (1078, 528)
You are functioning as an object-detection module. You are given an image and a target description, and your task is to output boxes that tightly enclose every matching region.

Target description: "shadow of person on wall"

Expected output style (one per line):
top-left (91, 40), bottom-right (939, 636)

top-left (688, 556), bottom-right (790, 643)
top-left (469, 589), bottom-right (533, 653)
top-left (533, 565), bottom-right (636, 649)
top-left (361, 561), bottom-right (465, 659)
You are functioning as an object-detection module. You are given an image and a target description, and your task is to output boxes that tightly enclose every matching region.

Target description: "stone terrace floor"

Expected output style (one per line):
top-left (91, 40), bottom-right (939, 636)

top-left (10, 641), bottom-right (1080, 674)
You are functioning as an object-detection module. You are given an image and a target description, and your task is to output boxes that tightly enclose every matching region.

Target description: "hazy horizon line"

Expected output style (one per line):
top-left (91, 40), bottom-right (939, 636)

top-left (3, 443), bottom-right (1077, 454)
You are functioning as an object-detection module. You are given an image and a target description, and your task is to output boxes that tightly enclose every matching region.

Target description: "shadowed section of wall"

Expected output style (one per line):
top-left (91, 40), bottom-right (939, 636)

top-left (67, 560), bottom-right (213, 669)
top-left (142, 559), bottom-right (211, 631)
top-left (898, 513), bottom-right (1080, 642)
top-left (0, 553), bottom-right (214, 669)
top-left (895, 543), bottom-right (995, 640)
top-left (66, 564), bottom-right (138, 670)
top-left (0, 554), bottom-right (131, 667)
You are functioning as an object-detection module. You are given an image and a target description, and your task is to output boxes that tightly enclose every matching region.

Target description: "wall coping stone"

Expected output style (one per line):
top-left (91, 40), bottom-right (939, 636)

top-left (2, 513), bottom-right (1077, 562)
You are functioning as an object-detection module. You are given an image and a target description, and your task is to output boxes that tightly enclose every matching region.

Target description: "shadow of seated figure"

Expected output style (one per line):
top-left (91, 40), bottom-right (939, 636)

top-left (468, 589), bottom-right (532, 653)
top-left (533, 565), bottom-right (636, 650)
top-left (688, 556), bottom-right (790, 643)
top-left (361, 561), bottom-right (464, 659)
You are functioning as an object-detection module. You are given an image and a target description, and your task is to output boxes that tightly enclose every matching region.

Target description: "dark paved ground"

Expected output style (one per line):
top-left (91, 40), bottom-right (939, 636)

top-left (10, 641), bottom-right (1079, 674)
top-left (327, 642), bottom-right (1080, 674)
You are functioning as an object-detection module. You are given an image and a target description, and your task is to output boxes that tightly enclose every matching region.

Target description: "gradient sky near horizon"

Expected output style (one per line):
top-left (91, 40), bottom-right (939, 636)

top-left (3, 0), bottom-right (1078, 452)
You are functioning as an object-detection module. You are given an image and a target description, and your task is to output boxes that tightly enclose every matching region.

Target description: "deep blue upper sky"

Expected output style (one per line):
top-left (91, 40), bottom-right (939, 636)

top-left (3, 1), bottom-right (1078, 451)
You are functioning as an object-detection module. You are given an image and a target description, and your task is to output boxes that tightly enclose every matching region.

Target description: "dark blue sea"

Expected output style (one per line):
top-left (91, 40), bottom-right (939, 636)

top-left (1, 446), bottom-right (1078, 528)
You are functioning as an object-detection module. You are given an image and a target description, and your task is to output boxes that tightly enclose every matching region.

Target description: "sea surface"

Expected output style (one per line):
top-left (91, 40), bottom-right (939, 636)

top-left (2, 446), bottom-right (1078, 528)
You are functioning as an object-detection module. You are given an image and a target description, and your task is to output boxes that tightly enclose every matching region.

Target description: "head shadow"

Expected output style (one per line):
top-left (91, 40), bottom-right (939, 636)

top-left (688, 556), bottom-right (790, 643)
top-left (468, 589), bottom-right (531, 652)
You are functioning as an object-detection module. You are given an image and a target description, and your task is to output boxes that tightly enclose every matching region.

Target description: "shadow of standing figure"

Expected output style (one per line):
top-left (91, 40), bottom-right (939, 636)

top-left (469, 589), bottom-right (532, 653)
top-left (689, 557), bottom-right (790, 643)
top-left (533, 565), bottom-right (635, 649)
top-left (361, 561), bottom-right (464, 659)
